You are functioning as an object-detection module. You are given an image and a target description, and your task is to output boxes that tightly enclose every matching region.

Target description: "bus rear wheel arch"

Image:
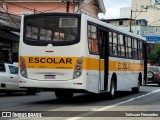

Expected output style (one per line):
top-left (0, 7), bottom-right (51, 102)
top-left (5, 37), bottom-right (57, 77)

top-left (132, 73), bottom-right (141, 93)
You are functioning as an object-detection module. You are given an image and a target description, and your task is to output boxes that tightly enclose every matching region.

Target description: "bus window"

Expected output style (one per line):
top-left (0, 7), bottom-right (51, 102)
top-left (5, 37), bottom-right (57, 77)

top-left (128, 37), bottom-right (132, 58)
top-left (46, 30), bottom-right (52, 41)
top-left (125, 36), bottom-right (129, 58)
top-left (118, 34), bottom-right (125, 57)
top-left (40, 29), bottom-right (47, 40)
top-left (109, 32), bottom-right (113, 56)
top-left (26, 26), bottom-right (38, 39)
top-left (131, 39), bottom-right (138, 59)
top-left (88, 24), bottom-right (98, 54)
top-left (24, 15), bottom-right (80, 46)
top-left (138, 41), bottom-right (143, 59)
top-left (31, 27), bottom-right (38, 39)
top-left (26, 26), bottom-right (31, 38)
top-left (113, 32), bottom-right (117, 56)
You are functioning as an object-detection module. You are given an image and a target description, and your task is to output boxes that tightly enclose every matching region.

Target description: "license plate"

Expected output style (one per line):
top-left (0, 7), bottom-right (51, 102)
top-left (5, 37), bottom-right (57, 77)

top-left (44, 75), bottom-right (56, 79)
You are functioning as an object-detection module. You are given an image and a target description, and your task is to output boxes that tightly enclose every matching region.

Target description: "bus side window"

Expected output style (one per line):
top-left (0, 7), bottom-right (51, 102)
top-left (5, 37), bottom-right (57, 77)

top-left (109, 32), bottom-right (113, 56)
top-left (88, 24), bottom-right (99, 54)
top-left (118, 34), bottom-right (125, 57)
top-left (138, 41), bottom-right (143, 59)
top-left (131, 39), bottom-right (138, 59)
top-left (128, 37), bottom-right (132, 58)
top-left (125, 36), bottom-right (129, 58)
top-left (112, 32), bottom-right (117, 56)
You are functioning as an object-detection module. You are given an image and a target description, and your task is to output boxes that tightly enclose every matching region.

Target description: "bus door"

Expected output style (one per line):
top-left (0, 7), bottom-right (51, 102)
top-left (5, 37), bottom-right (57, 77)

top-left (99, 29), bottom-right (109, 91)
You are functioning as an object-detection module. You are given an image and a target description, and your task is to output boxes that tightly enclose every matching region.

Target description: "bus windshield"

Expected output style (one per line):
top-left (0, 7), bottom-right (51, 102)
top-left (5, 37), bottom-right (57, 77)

top-left (24, 15), bottom-right (80, 46)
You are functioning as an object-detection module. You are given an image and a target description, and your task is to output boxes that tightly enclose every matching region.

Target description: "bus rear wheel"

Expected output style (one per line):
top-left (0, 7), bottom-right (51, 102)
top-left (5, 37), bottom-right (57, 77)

top-left (108, 77), bottom-right (116, 99)
top-left (55, 91), bottom-right (73, 99)
top-left (132, 80), bottom-right (140, 93)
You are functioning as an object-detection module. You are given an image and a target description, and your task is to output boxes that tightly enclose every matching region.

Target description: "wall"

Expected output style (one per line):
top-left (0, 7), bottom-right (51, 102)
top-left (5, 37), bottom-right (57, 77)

top-left (0, 2), bottom-right (74, 15)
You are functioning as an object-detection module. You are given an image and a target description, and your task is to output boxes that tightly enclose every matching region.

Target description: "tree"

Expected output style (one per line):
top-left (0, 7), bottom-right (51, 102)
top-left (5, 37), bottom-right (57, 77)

top-left (148, 43), bottom-right (160, 65)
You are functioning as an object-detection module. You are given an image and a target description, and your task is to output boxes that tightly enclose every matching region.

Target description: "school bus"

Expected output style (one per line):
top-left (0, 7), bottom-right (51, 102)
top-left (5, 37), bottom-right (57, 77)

top-left (19, 13), bottom-right (147, 99)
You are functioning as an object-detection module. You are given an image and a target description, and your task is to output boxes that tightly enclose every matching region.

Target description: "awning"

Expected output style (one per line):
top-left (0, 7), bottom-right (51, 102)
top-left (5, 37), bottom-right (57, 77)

top-left (0, 30), bottom-right (19, 42)
top-left (0, 11), bottom-right (21, 32)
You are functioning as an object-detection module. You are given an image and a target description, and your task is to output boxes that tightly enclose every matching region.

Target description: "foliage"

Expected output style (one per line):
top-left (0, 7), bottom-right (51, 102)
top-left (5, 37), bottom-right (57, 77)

top-left (148, 43), bottom-right (160, 65)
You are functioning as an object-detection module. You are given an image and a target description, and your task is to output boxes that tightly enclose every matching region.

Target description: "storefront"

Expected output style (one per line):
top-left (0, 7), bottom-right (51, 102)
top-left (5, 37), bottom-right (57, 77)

top-left (0, 31), bottom-right (19, 63)
top-left (0, 12), bottom-right (20, 63)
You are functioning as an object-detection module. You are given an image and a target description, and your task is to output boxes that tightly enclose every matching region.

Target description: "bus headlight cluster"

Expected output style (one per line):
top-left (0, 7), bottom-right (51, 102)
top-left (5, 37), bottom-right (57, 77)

top-left (73, 57), bottom-right (83, 79)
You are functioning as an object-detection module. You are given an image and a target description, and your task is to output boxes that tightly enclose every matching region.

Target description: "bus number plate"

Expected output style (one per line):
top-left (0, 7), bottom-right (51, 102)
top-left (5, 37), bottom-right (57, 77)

top-left (44, 75), bottom-right (56, 79)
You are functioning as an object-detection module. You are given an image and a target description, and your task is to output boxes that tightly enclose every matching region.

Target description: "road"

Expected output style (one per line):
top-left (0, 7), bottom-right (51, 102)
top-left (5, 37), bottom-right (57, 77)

top-left (0, 84), bottom-right (160, 120)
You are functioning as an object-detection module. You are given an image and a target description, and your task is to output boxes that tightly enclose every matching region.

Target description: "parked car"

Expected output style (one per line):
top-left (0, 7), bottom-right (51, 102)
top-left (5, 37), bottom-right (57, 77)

top-left (147, 66), bottom-right (160, 86)
top-left (0, 63), bottom-right (38, 95)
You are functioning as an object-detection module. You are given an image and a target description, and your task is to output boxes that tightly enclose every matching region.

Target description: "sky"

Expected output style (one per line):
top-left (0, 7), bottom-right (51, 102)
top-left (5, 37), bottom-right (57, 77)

top-left (99, 0), bottom-right (131, 19)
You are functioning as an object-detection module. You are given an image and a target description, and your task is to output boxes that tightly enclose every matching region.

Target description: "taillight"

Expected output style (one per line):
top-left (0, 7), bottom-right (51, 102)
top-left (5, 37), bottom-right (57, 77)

top-left (73, 57), bottom-right (83, 79)
top-left (21, 65), bottom-right (25, 69)
top-left (158, 73), bottom-right (160, 78)
top-left (20, 56), bottom-right (28, 78)
top-left (76, 65), bottom-right (81, 70)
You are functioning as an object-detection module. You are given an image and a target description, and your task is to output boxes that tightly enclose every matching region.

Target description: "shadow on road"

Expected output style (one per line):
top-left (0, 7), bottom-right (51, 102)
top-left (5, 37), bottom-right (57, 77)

top-left (31, 91), bottom-right (148, 105)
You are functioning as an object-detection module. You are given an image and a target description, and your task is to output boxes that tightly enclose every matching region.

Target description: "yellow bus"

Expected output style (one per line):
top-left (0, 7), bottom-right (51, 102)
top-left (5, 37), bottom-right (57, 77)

top-left (19, 13), bottom-right (147, 99)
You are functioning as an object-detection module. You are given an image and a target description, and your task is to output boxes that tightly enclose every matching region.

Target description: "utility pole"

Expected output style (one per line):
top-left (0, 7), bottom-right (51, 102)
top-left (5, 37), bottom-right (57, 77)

top-left (62, 0), bottom-right (71, 13)
top-left (129, 6), bottom-right (148, 32)
top-left (66, 1), bottom-right (70, 12)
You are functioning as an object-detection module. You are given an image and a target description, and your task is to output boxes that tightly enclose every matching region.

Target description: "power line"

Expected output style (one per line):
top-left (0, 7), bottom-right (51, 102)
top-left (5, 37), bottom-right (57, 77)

top-left (6, 2), bottom-right (42, 13)
top-left (75, 0), bottom-right (92, 13)
top-left (42, 3), bottom-right (66, 12)
top-left (7, 2), bottom-right (69, 14)
top-left (0, 4), bottom-right (20, 29)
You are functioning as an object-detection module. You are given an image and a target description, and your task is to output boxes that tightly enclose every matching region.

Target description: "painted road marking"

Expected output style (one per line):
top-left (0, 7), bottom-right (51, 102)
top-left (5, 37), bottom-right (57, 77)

top-left (67, 89), bottom-right (160, 120)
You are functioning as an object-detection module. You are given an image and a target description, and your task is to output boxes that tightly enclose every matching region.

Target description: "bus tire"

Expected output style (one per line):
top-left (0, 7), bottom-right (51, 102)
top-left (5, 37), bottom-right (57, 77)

top-left (132, 80), bottom-right (140, 93)
top-left (108, 76), bottom-right (116, 99)
top-left (55, 91), bottom-right (73, 100)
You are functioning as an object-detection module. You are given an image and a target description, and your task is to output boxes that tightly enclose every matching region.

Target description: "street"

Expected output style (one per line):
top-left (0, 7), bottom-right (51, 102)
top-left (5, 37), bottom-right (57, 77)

top-left (0, 84), bottom-right (160, 120)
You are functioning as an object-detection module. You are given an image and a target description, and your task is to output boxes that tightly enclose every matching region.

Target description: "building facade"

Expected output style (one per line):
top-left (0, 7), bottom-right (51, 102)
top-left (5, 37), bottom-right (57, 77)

top-left (0, 0), bottom-right (105, 18)
top-left (120, 0), bottom-right (160, 26)
top-left (0, 0), bottom-right (105, 63)
top-left (131, 0), bottom-right (160, 26)
top-left (0, 12), bottom-right (20, 63)
top-left (120, 7), bottom-right (131, 18)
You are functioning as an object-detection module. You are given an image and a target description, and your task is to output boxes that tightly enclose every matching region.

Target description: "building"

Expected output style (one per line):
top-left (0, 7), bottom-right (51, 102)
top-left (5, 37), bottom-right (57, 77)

top-left (0, 0), bottom-right (105, 63)
top-left (0, 0), bottom-right (105, 18)
top-left (131, 0), bottom-right (160, 26)
top-left (102, 17), bottom-right (160, 56)
top-left (0, 11), bottom-right (20, 63)
top-left (120, 7), bottom-right (131, 18)
top-left (119, 0), bottom-right (160, 26)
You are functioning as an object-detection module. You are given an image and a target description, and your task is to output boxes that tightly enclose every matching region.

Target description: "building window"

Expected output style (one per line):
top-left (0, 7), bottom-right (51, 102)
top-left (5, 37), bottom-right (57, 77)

top-left (119, 21), bottom-right (123, 25)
